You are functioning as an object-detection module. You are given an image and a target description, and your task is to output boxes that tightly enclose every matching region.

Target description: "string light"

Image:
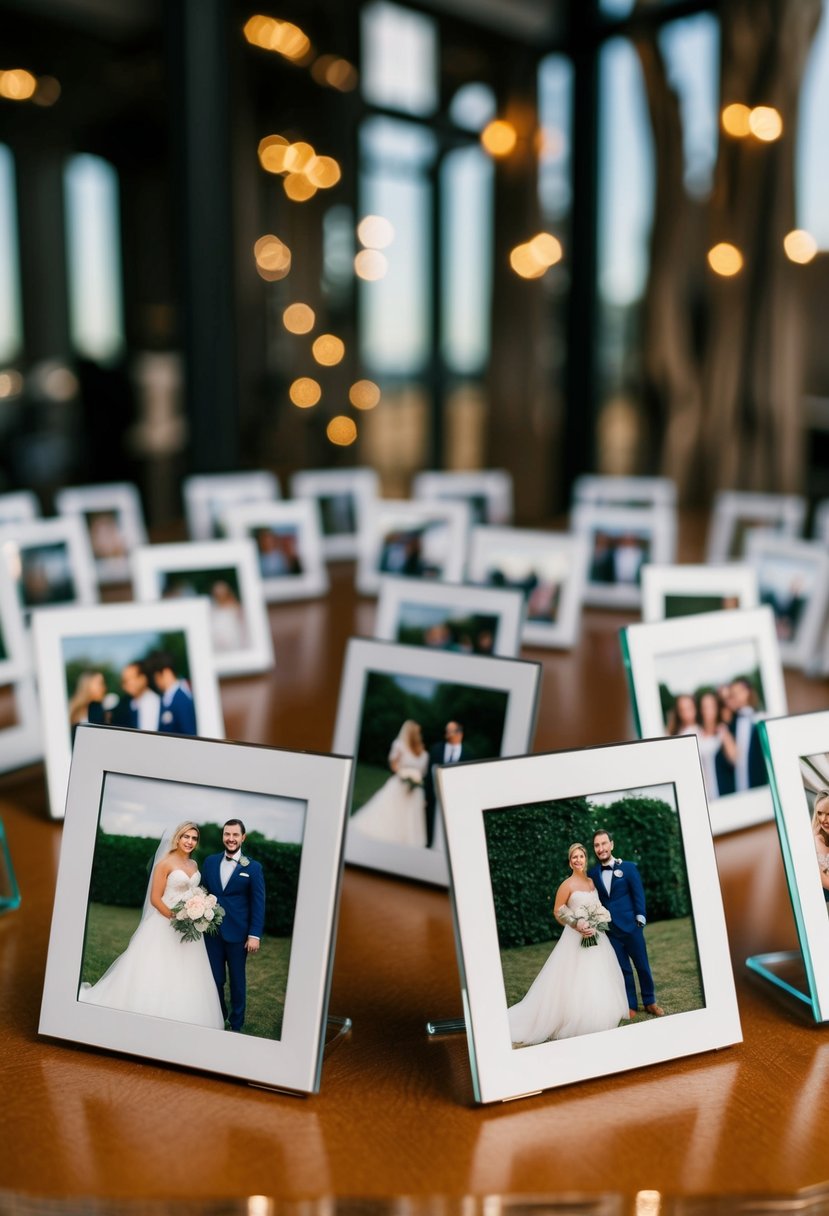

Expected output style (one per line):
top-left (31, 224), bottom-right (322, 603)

top-left (327, 416), bottom-right (357, 446)
top-left (707, 242), bottom-right (743, 276)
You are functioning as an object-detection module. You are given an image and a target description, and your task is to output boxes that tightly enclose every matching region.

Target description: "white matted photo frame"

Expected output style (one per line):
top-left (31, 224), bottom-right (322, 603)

top-left (290, 468), bottom-right (379, 560)
top-left (640, 563), bottom-right (759, 624)
top-left (705, 490), bottom-right (806, 563)
top-left (0, 677), bottom-right (42, 774)
top-left (332, 637), bottom-right (542, 886)
top-left (744, 533), bottom-right (829, 672)
top-left (39, 725), bottom-right (353, 1094)
top-left (32, 598), bottom-right (225, 819)
top-left (373, 576), bottom-right (525, 658)
top-left (0, 515), bottom-right (98, 616)
top-left (223, 499), bottom-right (329, 602)
top-left (435, 736), bottom-right (741, 1104)
top-left (132, 539), bottom-right (274, 678)
top-left (466, 526), bottom-right (590, 649)
top-left (412, 469), bottom-right (514, 526)
top-left (621, 605), bottom-right (787, 834)
top-left (55, 482), bottom-right (148, 585)
top-left (571, 502), bottom-right (677, 609)
top-left (571, 474), bottom-right (677, 510)
top-left (0, 489), bottom-right (40, 526)
top-left (356, 499), bottom-right (471, 597)
top-left (183, 471), bottom-right (281, 541)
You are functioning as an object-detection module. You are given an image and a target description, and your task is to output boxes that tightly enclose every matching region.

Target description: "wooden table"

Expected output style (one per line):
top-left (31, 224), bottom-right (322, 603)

top-left (2, 524), bottom-right (829, 1208)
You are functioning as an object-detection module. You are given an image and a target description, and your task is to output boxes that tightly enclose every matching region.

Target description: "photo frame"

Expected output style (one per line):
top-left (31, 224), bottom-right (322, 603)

top-left (373, 575), bottom-right (525, 658)
top-left (0, 677), bottom-right (42, 774)
top-left (570, 502), bottom-right (677, 609)
top-left (32, 598), bottom-right (225, 818)
top-left (183, 471), bottom-right (281, 541)
top-left (55, 482), bottom-right (148, 585)
top-left (222, 499), bottom-right (329, 602)
top-left (621, 605), bottom-right (787, 834)
top-left (744, 532), bottom-right (829, 672)
top-left (412, 469), bottom-right (514, 526)
top-left (571, 474), bottom-right (677, 510)
top-left (132, 538), bottom-right (274, 677)
top-left (640, 563), bottom-right (759, 624)
top-left (39, 725), bottom-right (353, 1094)
top-left (332, 637), bottom-right (542, 886)
top-left (466, 526), bottom-right (590, 649)
top-left (436, 736), bottom-right (741, 1103)
top-left (705, 490), bottom-right (806, 563)
top-left (0, 515), bottom-right (98, 616)
top-left (290, 468), bottom-right (379, 560)
top-left (356, 499), bottom-right (471, 597)
top-left (0, 489), bottom-right (40, 526)
top-left (0, 557), bottom-right (31, 684)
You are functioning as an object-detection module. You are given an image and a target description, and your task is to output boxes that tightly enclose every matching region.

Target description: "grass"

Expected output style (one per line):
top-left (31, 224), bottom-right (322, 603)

top-left (352, 762), bottom-right (393, 812)
top-left (500, 916), bottom-right (704, 1024)
top-left (81, 902), bottom-right (293, 1040)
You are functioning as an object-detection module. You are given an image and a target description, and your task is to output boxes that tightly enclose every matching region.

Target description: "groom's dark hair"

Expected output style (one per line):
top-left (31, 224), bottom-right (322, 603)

top-left (593, 828), bottom-right (612, 842)
top-left (223, 817), bottom-right (246, 834)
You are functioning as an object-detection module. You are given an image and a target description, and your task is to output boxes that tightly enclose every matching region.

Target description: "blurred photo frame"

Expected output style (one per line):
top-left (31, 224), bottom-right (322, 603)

top-left (412, 469), bottom-right (514, 526)
top-left (641, 563), bottom-right (759, 624)
top-left (32, 598), bottom-right (224, 819)
top-left (467, 526), bottom-right (590, 648)
top-left (621, 605), bottom-right (787, 834)
top-left (0, 515), bottom-right (98, 616)
top-left (0, 557), bottom-right (31, 684)
top-left (332, 637), bottom-right (541, 886)
top-left (223, 499), bottom-right (329, 602)
top-left (373, 575), bottom-right (525, 658)
top-left (705, 491), bottom-right (806, 563)
top-left (744, 533), bottom-right (829, 672)
top-left (39, 726), bottom-right (353, 1094)
top-left (0, 677), bottom-right (42, 774)
top-left (572, 474), bottom-right (677, 511)
top-left (183, 471), bottom-right (281, 541)
top-left (132, 538), bottom-right (274, 677)
top-left (356, 499), bottom-right (471, 597)
top-left (55, 482), bottom-right (148, 586)
top-left (290, 468), bottom-right (379, 560)
top-left (436, 736), bottom-right (741, 1103)
top-left (0, 490), bottom-right (40, 526)
top-left (571, 503), bottom-right (677, 609)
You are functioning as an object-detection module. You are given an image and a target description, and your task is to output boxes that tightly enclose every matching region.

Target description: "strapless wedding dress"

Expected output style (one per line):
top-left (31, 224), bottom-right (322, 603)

top-left (79, 868), bottom-right (225, 1029)
top-left (507, 890), bottom-right (629, 1045)
top-left (351, 742), bottom-right (429, 848)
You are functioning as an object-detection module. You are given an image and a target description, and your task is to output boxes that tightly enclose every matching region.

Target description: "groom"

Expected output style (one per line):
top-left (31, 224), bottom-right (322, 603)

top-left (423, 720), bottom-right (469, 848)
top-left (202, 819), bottom-right (266, 1032)
top-left (589, 829), bottom-right (664, 1019)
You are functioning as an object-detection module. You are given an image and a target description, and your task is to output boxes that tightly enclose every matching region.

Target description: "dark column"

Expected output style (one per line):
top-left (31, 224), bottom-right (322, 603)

top-left (14, 145), bottom-right (71, 362)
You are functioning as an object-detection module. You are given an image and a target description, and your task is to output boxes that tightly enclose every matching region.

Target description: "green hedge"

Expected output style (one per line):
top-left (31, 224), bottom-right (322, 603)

top-left (483, 794), bottom-right (691, 949)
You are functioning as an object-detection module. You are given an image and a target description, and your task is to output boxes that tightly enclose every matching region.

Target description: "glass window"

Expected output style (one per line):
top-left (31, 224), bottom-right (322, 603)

top-left (64, 154), bottom-right (125, 362)
top-left (538, 54), bottom-right (574, 220)
top-left (798, 4), bottom-right (829, 248)
top-left (0, 145), bottom-right (23, 363)
top-left (658, 13), bottom-right (719, 199)
top-left (441, 146), bottom-right (493, 373)
top-left (361, 0), bottom-right (438, 117)
top-left (448, 82), bottom-right (496, 132)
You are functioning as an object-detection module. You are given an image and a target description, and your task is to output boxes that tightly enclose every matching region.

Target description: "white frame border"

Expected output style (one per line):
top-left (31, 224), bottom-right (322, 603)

top-left (55, 482), bottom-right (148, 585)
top-left (572, 474), bottom-right (677, 509)
top-left (356, 499), bottom-right (471, 597)
top-left (0, 515), bottom-right (98, 615)
top-left (290, 468), bottom-right (379, 560)
top-left (641, 563), bottom-right (759, 624)
top-left (183, 471), bottom-right (280, 542)
top-left (744, 532), bottom-right (829, 672)
top-left (705, 491), bottom-right (806, 563)
top-left (0, 490), bottom-right (40, 525)
top-left (223, 499), bottom-right (329, 602)
top-left (374, 575), bottom-right (525, 658)
top-left (571, 502), bottom-right (677, 609)
top-left (412, 470), bottom-right (514, 526)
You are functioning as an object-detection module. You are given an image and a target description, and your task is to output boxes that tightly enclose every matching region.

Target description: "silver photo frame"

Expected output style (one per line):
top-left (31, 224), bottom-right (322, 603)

top-left (55, 482), bottom-right (148, 586)
top-left (412, 469), bottom-right (514, 526)
top-left (223, 499), bottom-right (329, 602)
top-left (641, 562), bottom-right (759, 624)
top-left (571, 502), bottom-right (677, 609)
top-left (290, 467), bottom-right (379, 560)
top-left (183, 471), bottom-right (281, 541)
top-left (373, 575), bottom-right (525, 658)
top-left (705, 490), bottom-right (806, 563)
top-left (744, 533), bottom-right (829, 672)
top-left (356, 499), bottom-right (471, 597)
top-left (0, 515), bottom-right (98, 616)
top-left (572, 474), bottom-right (677, 510)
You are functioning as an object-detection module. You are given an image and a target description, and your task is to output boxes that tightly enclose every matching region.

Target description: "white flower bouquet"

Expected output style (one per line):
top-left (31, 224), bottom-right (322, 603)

top-left (557, 900), bottom-right (612, 948)
top-left (398, 765), bottom-right (424, 793)
top-left (170, 887), bottom-right (225, 943)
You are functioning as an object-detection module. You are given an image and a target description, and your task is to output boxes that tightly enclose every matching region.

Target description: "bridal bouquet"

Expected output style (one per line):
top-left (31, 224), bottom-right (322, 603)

top-left (398, 766), bottom-right (424, 793)
top-left (170, 887), bottom-right (225, 943)
top-left (557, 901), bottom-right (612, 949)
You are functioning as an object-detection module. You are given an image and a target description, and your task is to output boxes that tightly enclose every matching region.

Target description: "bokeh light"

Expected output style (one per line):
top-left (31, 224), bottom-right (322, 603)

top-left (283, 142), bottom-right (315, 173)
top-left (509, 243), bottom-right (546, 279)
top-left (283, 303), bottom-right (316, 334)
top-left (33, 76), bottom-right (60, 106)
top-left (327, 416), bottom-right (358, 446)
top-left (0, 370), bottom-right (24, 399)
top-left (354, 249), bottom-right (388, 281)
top-left (258, 135), bottom-right (290, 174)
top-left (306, 156), bottom-right (341, 189)
top-left (784, 229), bottom-right (818, 264)
top-left (289, 377), bottom-right (322, 408)
top-left (312, 334), bottom-right (345, 366)
top-left (528, 231), bottom-right (563, 268)
top-left (357, 215), bottom-right (395, 250)
top-left (0, 69), bottom-right (37, 101)
top-left (721, 103), bottom-right (751, 138)
top-left (748, 106), bottom-right (783, 142)
top-left (254, 234), bottom-right (291, 280)
top-left (707, 242), bottom-right (744, 276)
top-left (243, 15), bottom-right (311, 62)
top-left (349, 380), bottom-right (381, 411)
top-left (283, 173), bottom-right (317, 202)
top-left (481, 119), bottom-right (517, 157)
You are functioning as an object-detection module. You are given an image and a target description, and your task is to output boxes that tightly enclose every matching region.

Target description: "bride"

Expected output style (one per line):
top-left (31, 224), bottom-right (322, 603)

top-left (79, 821), bottom-right (225, 1029)
top-left (351, 719), bottom-right (429, 847)
top-left (507, 842), bottom-right (629, 1046)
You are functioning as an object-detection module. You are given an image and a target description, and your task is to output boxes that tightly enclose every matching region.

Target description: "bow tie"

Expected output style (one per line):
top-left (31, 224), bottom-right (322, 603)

top-left (224, 855), bottom-right (238, 862)
top-left (601, 864), bottom-right (614, 870)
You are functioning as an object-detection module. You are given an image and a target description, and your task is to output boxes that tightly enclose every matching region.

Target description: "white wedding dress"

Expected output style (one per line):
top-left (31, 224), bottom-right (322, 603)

top-left (79, 869), bottom-right (225, 1029)
top-left (507, 890), bottom-right (629, 1045)
top-left (351, 740), bottom-right (429, 847)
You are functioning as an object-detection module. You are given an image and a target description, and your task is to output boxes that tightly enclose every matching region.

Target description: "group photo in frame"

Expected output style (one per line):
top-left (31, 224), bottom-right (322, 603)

top-left (32, 598), bottom-right (224, 818)
top-left (0, 515), bottom-right (98, 616)
top-left (132, 538), bottom-right (274, 677)
top-left (412, 469), bottom-right (514, 526)
top-left (39, 726), bottom-right (353, 1094)
top-left (356, 499), bottom-right (471, 597)
top-left (436, 736), bottom-right (741, 1103)
top-left (570, 502), bottom-right (677, 609)
top-left (571, 474), bottom-right (677, 511)
top-left (373, 575), bottom-right (525, 657)
top-left (55, 482), bottom-right (148, 586)
top-left (640, 562), bottom-right (759, 623)
top-left (705, 490), bottom-right (806, 562)
top-left (290, 467), bottom-right (379, 560)
top-left (622, 605), bottom-right (787, 834)
top-left (223, 499), bottom-right (329, 602)
top-left (466, 526), bottom-right (590, 649)
top-left (743, 532), bottom-right (829, 672)
top-left (183, 470), bottom-right (281, 541)
top-left (332, 637), bottom-right (542, 886)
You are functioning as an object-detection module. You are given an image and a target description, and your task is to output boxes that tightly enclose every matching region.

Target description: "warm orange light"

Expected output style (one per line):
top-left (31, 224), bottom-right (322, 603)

top-left (349, 380), bottom-right (381, 411)
top-left (243, 15), bottom-right (274, 46)
top-left (721, 103), bottom-right (751, 137)
top-left (481, 119), bottom-right (517, 158)
top-left (283, 173), bottom-right (317, 202)
top-left (311, 55), bottom-right (336, 86)
top-left (306, 155), bottom-right (341, 189)
top-left (784, 229), bottom-right (818, 264)
top-left (327, 416), bottom-right (358, 446)
top-left (33, 75), bottom-right (60, 106)
top-left (707, 242), bottom-right (743, 276)
top-left (357, 215), bottom-right (394, 249)
top-left (0, 69), bottom-right (37, 101)
top-left (271, 21), bottom-right (310, 61)
top-left (509, 243), bottom-right (546, 279)
top-left (354, 249), bottom-right (388, 280)
top-left (254, 235), bottom-right (291, 271)
top-left (312, 334), bottom-right (345, 366)
top-left (289, 377), bottom-right (322, 408)
top-left (284, 142), bottom-right (315, 173)
top-left (0, 370), bottom-right (23, 399)
top-left (528, 231), bottom-right (563, 268)
top-left (283, 303), bottom-right (316, 334)
top-left (258, 134), bottom-right (290, 174)
top-left (748, 105), bottom-right (783, 142)
top-left (325, 58), bottom-right (358, 91)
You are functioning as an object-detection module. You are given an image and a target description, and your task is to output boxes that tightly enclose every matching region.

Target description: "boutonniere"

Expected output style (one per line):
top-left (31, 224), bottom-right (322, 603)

top-left (239, 854), bottom-right (250, 868)
top-left (613, 865), bottom-right (624, 877)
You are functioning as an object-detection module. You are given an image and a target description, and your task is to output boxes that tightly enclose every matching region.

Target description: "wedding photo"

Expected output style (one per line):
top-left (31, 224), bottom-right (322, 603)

top-left (374, 578), bottom-right (524, 659)
top-left (377, 519), bottom-right (455, 580)
top-left (392, 602), bottom-right (499, 654)
top-left (223, 500), bottom-right (329, 602)
top-left (799, 751), bottom-right (829, 914)
top-left (17, 540), bottom-right (78, 609)
top-left (78, 771), bottom-right (306, 1040)
top-left (183, 471), bottom-right (281, 541)
top-left (589, 528), bottom-right (651, 587)
top-left (290, 468), bottom-right (379, 559)
top-left (357, 501), bottom-right (469, 595)
top-left (705, 491), bottom-right (806, 563)
top-left (160, 566), bottom-right (249, 653)
top-left (483, 782), bottom-right (704, 1048)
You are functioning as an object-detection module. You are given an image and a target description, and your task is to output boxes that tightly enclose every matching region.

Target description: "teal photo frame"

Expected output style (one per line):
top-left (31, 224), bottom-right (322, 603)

top-left (0, 818), bottom-right (21, 913)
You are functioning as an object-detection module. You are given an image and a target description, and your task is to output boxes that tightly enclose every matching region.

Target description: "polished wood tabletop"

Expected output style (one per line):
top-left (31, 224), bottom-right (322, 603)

top-left (2, 514), bottom-right (829, 1207)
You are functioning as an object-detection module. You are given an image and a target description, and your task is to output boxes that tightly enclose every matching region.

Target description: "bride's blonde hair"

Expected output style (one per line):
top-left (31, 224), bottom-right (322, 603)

top-left (568, 842), bottom-right (587, 864)
top-left (168, 821), bottom-right (200, 853)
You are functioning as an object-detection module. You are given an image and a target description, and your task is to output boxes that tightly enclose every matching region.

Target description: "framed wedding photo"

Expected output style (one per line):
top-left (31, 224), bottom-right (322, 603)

top-left (55, 482), bottom-right (148, 585)
top-left (570, 502), bottom-right (677, 609)
top-left (744, 533), bottom-right (829, 672)
top-left (412, 469), bottom-right (514, 526)
top-left (39, 726), bottom-right (353, 1094)
top-left (373, 576), bottom-right (525, 658)
top-left (641, 563), bottom-right (759, 624)
top-left (621, 605), bottom-right (787, 834)
top-left (0, 489), bottom-right (40, 526)
top-left (436, 736), bottom-right (741, 1104)
top-left (572, 474), bottom-right (677, 511)
top-left (32, 598), bottom-right (224, 818)
top-left (466, 526), bottom-right (590, 649)
top-left (356, 499), bottom-right (471, 597)
top-left (332, 637), bottom-right (542, 886)
top-left (0, 515), bottom-right (98, 616)
top-left (705, 490), bottom-right (806, 563)
top-left (223, 499), bottom-right (329, 602)
top-left (132, 538), bottom-right (274, 677)
top-left (290, 467), bottom-right (379, 560)
top-left (183, 470), bottom-right (281, 541)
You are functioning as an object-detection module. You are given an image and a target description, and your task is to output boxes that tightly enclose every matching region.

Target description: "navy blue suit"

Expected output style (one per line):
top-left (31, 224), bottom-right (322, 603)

top-left (158, 684), bottom-right (197, 735)
top-left (202, 852), bottom-right (266, 1031)
top-left (725, 711), bottom-right (768, 791)
top-left (589, 857), bottom-right (656, 1011)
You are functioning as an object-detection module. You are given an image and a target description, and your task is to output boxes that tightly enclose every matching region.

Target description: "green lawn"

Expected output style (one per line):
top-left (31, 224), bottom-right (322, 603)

top-left (81, 902), bottom-right (293, 1040)
top-left (500, 916), bottom-right (704, 1024)
top-left (351, 762), bottom-right (392, 812)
